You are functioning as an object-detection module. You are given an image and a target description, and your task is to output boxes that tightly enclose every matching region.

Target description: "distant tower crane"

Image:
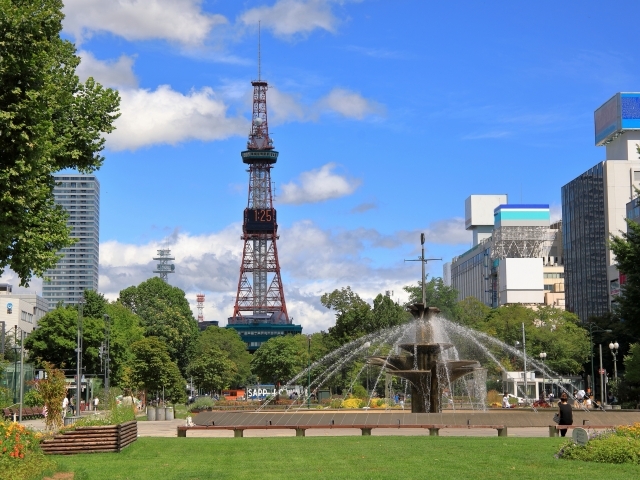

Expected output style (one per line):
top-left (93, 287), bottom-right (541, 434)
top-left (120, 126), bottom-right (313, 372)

top-left (229, 64), bottom-right (289, 325)
top-left (153, 248), bottom-right (175, 283)
top-left (196, 293), bottom-right (205, 323)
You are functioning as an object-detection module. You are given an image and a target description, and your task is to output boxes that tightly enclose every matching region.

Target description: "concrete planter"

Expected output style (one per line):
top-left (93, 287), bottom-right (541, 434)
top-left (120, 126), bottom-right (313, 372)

top-left (156, 406), bottom-right (166, 421)
top-left (64, 416), bottom-right (80, 426)
top-left (165, 407), bottom-right (174, 421)
top-left (147, 406), bottom-right (156, 421)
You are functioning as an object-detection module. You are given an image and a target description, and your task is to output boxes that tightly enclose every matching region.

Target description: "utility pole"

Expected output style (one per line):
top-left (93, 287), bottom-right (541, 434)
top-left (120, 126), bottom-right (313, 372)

top-left (599, 344), bottom-right (605, 408)
top-left (18, 330), bottom-right (24, 422)
top-left (76, 298), bottom-right (84, 416)
top-left (522, 322), bottom-right (527, 405)
top-left (0, 320), bottom-right (5, 356)
top-left (103, 314), bottom-right (111, 404)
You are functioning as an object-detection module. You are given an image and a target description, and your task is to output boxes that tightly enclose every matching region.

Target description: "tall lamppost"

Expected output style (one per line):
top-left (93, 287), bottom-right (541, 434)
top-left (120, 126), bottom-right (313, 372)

top-left (587, 323), bottom-right (611, 394)
top-left (76, 297), bottom-right (84, 416)
top-left (609, 341), bottom-right (619, 380)
top-left (307, 336), bottom-right (311, 410)
top-left (539, 352), bottom-right (547, 399)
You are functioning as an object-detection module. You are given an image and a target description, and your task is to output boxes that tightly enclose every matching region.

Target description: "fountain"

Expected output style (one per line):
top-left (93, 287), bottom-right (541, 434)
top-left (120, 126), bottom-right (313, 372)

top-left (367, 303), bottom-right (483, 413)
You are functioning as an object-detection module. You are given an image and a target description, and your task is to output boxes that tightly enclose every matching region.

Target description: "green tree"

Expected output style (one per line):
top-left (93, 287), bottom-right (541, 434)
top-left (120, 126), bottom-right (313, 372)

top-left (119, 278), bottom-right (199, 374)
top-left (623, 343), bottom-right (640, 385)
top-left (480, 304), bottom-right (590, 375)
top-left (24, 305), bottom-right (104, 373)
top-left (187, 346), bottom-right (236, 394)
top-left (609, 219), bottom-right (640, 339)
top-left (322, 287), bottom-right (373, 344)
top-left (251, 335), bottom-right (305, 386)
top-left (105, 302), bottom-right (145, 387)
top-left (82, 289), bottom-right (108, 319)
top-left (456, 297), bottom-right (490, 328)
top-left (128, 337), bottom-right (185, 403)
top-left (0, 0), bottom-right (120, 285)
top-left (403, 277), bottom-right (460, 320)
top-left (194, 327), bottom-right (251, 387)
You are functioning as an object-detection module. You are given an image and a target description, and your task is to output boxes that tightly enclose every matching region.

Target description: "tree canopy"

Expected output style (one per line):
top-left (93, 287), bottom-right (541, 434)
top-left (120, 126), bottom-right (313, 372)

top-left (322, 287), bottom-right (409, 345)
top-left (118, 278), bottom-right (199, 374)
top-left (0, 0), bottom-right (120, 285)
top-left (24, 305), bottom-right (104, 372)
top-left (251, 335), bottom-right (305, 386)
top-left (127, 337), bottom-right (185, 403)
top-left (403, 277), bottom-right (460, 319)
top-left (609, 219), bottom-right (640, 340)
top-left (193, 327), bottom-right (252, 387)
top-left (187, 346), bottom-right (236, 394)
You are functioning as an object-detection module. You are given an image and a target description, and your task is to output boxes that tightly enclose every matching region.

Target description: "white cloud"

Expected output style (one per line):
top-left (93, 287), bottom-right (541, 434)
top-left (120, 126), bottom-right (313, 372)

top-left (279, 163), bottom-right (361, 204)
top-left (0, 270), bottom-right (42, 293)
top-left (268, 87), bottom-right (306, 124)
top-left (77, 50), bottom-right (138, 89)
top-left (317, 88), bottom-right (383, 119)
top-left (241, 0), bottom-right (337, 38)
top-left (63, 0), bottom-right (226, 45)
top-left (108, 85), bottom-right (249, 151)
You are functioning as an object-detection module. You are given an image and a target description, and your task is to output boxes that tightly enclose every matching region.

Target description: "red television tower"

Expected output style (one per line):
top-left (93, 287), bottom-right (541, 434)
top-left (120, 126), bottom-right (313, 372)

top-left (229, 72), bottom-right (289, 325)
top-left (196, 293), bottom-right (205, 323)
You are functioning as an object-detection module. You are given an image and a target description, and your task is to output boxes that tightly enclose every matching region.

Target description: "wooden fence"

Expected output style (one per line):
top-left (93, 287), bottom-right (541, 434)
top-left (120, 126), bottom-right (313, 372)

top-left (41, 421), bottom-right (138, 455)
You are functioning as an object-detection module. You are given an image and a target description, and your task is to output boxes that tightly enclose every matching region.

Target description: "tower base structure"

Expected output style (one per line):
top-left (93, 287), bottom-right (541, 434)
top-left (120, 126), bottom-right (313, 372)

top-left (227, 313), bottom-right (302, 353)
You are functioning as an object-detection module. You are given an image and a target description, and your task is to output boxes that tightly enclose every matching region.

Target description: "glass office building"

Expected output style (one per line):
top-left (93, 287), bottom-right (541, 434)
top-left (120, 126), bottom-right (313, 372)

top-left (42, 175), bottom-right (100, 310)
top-left (561, 163), bottom-right (609, 321)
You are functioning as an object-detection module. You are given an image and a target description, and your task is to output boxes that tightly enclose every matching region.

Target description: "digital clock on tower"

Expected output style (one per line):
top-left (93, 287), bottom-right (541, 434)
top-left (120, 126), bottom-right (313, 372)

top-left (244, 208), bottom-right (277, 233)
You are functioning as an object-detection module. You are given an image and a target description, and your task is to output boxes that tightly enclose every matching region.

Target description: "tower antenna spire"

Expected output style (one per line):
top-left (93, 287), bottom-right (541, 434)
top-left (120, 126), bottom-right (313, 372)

top-left (258, 21), bottom-right (261, 81)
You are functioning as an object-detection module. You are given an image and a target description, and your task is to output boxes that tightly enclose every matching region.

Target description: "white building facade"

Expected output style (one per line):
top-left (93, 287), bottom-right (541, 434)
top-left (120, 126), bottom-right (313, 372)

top-left (0, 284), bottom-right (48, 336)
top-left (450, 196), bottom-right (564, 308)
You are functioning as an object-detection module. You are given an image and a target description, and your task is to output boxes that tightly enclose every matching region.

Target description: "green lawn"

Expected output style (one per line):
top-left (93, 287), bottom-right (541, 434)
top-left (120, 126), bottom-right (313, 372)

top-left (52, 437), bottom-right (640, 479)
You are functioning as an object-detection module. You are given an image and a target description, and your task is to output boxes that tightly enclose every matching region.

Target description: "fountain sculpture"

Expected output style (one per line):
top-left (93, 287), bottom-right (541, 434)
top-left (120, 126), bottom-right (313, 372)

top-left (367, 303), bottom-right (483, 413)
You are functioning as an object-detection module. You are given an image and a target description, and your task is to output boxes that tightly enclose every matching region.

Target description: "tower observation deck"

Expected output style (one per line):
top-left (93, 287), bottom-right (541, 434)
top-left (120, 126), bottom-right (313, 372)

top-left (228, 76), bottom-right (295, 336)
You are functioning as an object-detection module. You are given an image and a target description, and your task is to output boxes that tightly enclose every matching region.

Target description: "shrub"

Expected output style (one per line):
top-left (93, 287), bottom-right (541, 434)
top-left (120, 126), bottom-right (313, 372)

top-left (351, 385), bottom-right (368, 399)
top-left (23, 389), bottom-right (44, 407)
top-left (342, 398), bottom-right (365, 409)
top-left (190, 397), bottom-right (215, 411)
top-left (329, 398), bottom-right (343, 409)
top-left (486, 390), bottom-right (502, 405)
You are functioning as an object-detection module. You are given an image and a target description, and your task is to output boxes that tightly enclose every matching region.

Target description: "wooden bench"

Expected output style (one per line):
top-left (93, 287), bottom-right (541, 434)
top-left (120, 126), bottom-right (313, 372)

top-left (177, 423), bottom-right (507, 438)
top-left (549, 425), bottom-right (617, 437)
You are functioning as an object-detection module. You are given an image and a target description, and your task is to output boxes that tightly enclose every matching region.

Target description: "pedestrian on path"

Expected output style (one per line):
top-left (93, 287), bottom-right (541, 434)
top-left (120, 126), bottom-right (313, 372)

top-left (558, 392), bottom-right (573, 437)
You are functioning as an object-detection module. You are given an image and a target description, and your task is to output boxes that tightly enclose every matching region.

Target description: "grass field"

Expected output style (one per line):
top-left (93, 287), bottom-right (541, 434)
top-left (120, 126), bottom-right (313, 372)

top-left (52, 436), bottom-right (640, 479)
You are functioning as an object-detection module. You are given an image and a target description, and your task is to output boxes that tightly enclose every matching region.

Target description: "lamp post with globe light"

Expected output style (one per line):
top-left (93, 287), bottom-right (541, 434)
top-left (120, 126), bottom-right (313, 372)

top-left (609, 341), bottom-right (619, 380)
top-left (539, 352), bottom-right (547, 399)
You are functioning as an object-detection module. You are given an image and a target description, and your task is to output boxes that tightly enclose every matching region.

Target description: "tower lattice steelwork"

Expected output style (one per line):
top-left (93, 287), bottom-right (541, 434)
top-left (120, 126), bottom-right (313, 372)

top-left (230, 76), bottom-right (289, 325)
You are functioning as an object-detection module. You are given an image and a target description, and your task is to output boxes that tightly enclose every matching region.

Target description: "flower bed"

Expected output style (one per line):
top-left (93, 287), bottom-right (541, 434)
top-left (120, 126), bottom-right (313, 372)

top-left (556, 423), bottom-right (640, 464)
top-left (0, 420), bottom-right (55, 480)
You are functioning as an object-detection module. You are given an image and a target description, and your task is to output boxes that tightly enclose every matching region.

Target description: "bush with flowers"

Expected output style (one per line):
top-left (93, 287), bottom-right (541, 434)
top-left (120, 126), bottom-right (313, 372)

top-left (556, 423), bottom-right (640, 464)
top-left (0, 419), bottom-right (54, 480)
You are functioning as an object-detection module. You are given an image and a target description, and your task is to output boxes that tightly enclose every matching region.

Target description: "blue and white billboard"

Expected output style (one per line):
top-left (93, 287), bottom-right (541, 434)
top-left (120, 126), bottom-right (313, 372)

top-left (595, 92), bottom-right (640, 146)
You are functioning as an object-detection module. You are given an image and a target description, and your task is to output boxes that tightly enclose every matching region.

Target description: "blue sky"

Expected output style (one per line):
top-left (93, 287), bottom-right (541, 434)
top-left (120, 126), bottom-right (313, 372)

top-left (3, 0), bottom-right (640, 332)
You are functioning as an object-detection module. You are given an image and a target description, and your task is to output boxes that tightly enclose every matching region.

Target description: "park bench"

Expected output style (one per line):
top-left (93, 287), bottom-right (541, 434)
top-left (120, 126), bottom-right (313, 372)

top-left (548, 424), bottom-right (617, 437)
top-left (177, 423), bottom-right (507, 438)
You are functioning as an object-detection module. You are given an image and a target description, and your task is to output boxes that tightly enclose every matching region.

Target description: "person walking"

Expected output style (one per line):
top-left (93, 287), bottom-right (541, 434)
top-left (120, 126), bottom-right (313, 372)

top-left (558, 392), bottom-right (573, 437)
top-left (502, 393), bottom-right (510, 409)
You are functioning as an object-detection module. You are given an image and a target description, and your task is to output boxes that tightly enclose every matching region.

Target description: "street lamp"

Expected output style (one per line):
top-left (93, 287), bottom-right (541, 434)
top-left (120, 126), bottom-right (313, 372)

top-left (539, 352), bottom-right (547, 399)
top-left (587, 323), bottom-right (612, 395)
top-left (609, 341), bottom-right (619, 380)
top-left (307, 336), bottom-right (311, 410)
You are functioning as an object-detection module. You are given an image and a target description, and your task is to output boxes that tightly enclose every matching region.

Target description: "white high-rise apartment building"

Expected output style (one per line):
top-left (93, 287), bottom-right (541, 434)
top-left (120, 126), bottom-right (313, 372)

top-left (42, 175), bottom-right (99, 310)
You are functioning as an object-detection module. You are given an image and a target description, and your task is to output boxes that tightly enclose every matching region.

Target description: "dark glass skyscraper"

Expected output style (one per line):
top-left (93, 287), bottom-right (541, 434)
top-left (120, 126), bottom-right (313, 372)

top-left (561, 163), bottom-right (608, 321)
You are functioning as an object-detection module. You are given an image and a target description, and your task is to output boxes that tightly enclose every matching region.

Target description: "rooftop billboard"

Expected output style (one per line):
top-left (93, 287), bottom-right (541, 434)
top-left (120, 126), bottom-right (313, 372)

top-left (595, 92), bottom-right (640, 146)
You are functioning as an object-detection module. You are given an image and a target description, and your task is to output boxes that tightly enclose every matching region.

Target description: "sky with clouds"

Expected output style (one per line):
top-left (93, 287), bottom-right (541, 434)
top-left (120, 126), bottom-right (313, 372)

top-left (3, 0), bottom-right (639, 332)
